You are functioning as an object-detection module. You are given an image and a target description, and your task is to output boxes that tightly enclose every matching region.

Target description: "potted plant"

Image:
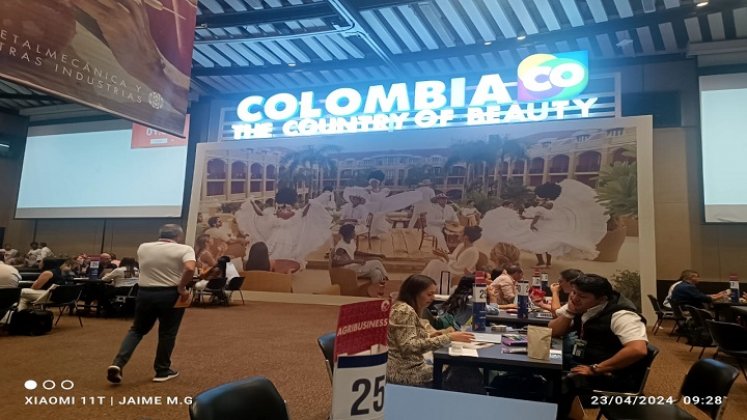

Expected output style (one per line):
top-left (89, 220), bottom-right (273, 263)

top-left (594, 161), bottom-right (637, 262)
top-left (610, 269), bottom-right (641, 312)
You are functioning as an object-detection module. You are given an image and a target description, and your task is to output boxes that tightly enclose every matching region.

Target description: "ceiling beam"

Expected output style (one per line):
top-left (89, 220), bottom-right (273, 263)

top-left (196, 2), bottom-right (336, 29)
top-left (0, 93), bottom-right (61, 101)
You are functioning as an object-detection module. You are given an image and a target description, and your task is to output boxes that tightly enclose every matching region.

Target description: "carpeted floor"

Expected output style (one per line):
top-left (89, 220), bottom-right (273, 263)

top-left (0, 303), bottom-right (744, 420)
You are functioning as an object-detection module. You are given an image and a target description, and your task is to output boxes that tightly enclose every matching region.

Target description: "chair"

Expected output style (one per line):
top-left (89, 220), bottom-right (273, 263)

top-left (317, 332), bottom-right (336, 382)
top-left (329, 267), bottom-right (369, 296)
top-left (0, 288), bottom-right (21, 321)
top-left (594, 343), bottom-right (660, 419)
top-left (647, 294), bottom-right (675, 335)
top-left (241, 271), bottom-right (293, 293)
top-left (37, 284), bottom-right (84, 327)
top-left (670, 303), bottom-right (690, 342)
top-left (598, 358), bottom-right (739, 420)
top-left (684, 306), bottom-right (716, 359)
top-left (707, 320), bottom-right (747, 381)
top-left (224, 277), bottom-right (245, 305)
top-left (418, 213), bottom-right (438, 251)
top-left (109, 283), bottom-right (139, 317)
top-left (189, 376), bottom-right (289, 420)
top-left (194, 277), bottom-right (228, 305)
top-left (355, 213), bottom-right (374, 251)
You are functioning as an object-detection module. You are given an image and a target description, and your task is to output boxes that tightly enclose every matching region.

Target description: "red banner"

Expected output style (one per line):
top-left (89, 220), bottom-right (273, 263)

top-left (334, 300), bottom-right (391, 362)
top-left (0, 0), bottom-right (196, 136)
top-left (131, 115), bottom-right (189, 149)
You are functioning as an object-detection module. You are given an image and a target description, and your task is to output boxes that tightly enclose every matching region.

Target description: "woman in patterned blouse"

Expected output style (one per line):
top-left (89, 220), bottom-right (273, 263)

top-left (387, 274), bottom-right (474, 386)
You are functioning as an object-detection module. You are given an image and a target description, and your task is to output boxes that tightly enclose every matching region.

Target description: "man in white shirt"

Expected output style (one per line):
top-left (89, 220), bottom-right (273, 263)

top-left (340, 194), bottom-right (370, 235)
top-left (549, 274), bottom-right (648, 418)
top-left (332, 224), bottom-right (388, 284)
top-left (39, 242), bottom-right (54, 261)
top-left (107, 224), bottom-right (195, 385)
top-left (24, 242), bottom-right (42, 267)
top-left (0, 260), bottom-right (21, 289)
top-left (425, 193), bottom-right (458, 252)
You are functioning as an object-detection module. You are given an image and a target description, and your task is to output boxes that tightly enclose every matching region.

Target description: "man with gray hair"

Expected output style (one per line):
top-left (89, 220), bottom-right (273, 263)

top-left (107, 224), bottom-right (195, 384)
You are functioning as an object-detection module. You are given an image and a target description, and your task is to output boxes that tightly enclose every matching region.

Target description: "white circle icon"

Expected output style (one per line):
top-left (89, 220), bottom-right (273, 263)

top-left (24, 380), bottom-right (38, 390)
top-left (60, 380), bottom-right (74, 390)
top-left (42, 380), bottom-right (55, 390)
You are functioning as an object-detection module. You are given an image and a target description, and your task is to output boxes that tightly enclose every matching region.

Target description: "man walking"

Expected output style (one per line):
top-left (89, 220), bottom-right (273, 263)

top-left (107, 224), bottom-right (195, 384)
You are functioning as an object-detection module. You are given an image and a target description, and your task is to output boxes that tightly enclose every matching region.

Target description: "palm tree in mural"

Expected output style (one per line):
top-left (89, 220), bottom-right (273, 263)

top-left (445, 140), bottom-right (498, 193)
top-left (488, 134), bottom-right (527, 198)
top-left (280, 145), bottom-right (341, 196)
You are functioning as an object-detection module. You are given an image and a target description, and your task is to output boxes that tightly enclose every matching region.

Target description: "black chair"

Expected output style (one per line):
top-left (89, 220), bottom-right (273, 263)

top-left (707, 320), bottom-right (747, 381)
top-left (670, 303), bottom-right (690, 342)
top-left (599, 358), bottom-right (739, 420)
top-left (647, 294), bottom-right (674, 335)
top-left (37, 284), bottom-right (84, 327)
top-left (0, 288), bottom-right (21, 322)
top-left (593, 343), bottom-right (660, 417)
top-left (194, 278), bottom-right (228, 306)
top-left (224, 277), bottom-right (245, 306)
top-left (317, 332), bottom-right (336, 382)
top-left (684, 305), bottom-right (716, 359)
top-left (189, 376), bottom-right (289, 420)
top-left (109, 284), bottom-right (139, 317)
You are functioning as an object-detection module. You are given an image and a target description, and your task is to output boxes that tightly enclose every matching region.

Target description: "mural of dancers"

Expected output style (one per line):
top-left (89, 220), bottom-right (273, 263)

top-left (234, 188), bottom-right (332, 269)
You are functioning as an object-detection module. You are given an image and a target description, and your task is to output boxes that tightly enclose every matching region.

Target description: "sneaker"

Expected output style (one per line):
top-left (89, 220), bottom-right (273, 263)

top-left (153, 370), bottom-right (179, 382)
top-left (107, 366), bottom-right (122, 384)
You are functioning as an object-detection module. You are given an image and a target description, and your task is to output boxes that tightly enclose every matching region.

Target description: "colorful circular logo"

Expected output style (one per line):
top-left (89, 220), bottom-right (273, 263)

top-left (517, 51), bottom-right (589, 102)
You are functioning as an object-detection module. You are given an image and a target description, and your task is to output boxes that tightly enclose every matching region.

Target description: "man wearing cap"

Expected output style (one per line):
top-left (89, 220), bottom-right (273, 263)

top-left (341, 189), bottom-right (371, 235)
top-left (409, 179), bottom-right (435, 228)
top-left (425, 193), bottom-right (458, 252)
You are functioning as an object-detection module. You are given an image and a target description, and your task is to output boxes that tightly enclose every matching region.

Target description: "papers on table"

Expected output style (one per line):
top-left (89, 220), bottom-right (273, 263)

top-left (471, 333), bottom-right (503, 344)
top-left (449, 347), bottom-right (479, 357)
top-left (550, 349), bottom-right (562, 360)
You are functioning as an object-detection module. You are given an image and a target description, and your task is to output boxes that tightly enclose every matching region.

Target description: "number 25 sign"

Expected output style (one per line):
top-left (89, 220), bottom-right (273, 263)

top-left (331, 300), bottom-right (390, 420)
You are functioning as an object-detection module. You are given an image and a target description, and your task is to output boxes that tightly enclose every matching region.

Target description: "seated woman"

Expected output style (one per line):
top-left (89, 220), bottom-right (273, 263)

top-left (387, 274), bottom-right (473, 387)
top-left (531, 268), bottom-right (582, 316)
top-left (99, 257), bottom-right (139, 316)
top-left (244, 242), bottom-right (271, 272)
top-left (18, 258), bottom-right (78, 310)
top-left (435, 276), bottom-right (475, 330)
top-left (421, 226), bottom-right (482, 284)
top-left (195, 234), bottom-right (218, 275)
top-left (195, 256), bottom-right (240, 291)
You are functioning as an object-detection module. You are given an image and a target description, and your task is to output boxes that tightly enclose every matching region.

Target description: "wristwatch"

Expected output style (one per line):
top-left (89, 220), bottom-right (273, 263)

top-left (590, 364), bottom-right (600, 373)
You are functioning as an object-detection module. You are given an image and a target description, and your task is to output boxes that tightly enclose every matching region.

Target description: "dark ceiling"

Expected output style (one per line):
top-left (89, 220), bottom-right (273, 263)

top-left (1, 0), bottom-right (746, 113)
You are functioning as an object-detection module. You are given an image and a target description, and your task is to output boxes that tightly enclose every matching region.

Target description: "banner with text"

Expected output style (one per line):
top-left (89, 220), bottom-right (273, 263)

top-left (0, 0), bottom-right (196, 136)
top-left (331, 300), bottom-right (390, 420)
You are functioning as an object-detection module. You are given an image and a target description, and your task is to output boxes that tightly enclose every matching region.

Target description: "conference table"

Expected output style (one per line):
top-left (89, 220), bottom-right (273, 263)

top-left (432, 332), bottom-right (563, 402)
top-left (712, 301), bottom-right (747, 321)
top-left (385, 383), bottom-right (557, 419)
top-left (731, 305), bottom-right (747, 326)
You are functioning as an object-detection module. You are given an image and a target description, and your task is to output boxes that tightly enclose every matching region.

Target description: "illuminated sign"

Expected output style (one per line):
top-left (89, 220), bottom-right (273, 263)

top-left (229, 51), bottom-right (614, 140)
top-left (517, 51), bottom-right (589, 102)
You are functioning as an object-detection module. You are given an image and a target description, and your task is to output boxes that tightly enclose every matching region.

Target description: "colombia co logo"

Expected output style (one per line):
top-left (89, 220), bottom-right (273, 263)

top-left (517, 51), bottom-right (589, 102)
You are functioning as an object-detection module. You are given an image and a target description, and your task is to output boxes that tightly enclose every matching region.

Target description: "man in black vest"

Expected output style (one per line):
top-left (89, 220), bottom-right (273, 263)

top-left (549, 274), bottom-right (648, 419)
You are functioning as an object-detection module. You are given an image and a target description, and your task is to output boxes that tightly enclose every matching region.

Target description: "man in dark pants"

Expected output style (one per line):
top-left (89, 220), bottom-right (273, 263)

top-left (548, 274), bottom-right (648, 419)
top-left (107, 224), bottom-right (195, 384)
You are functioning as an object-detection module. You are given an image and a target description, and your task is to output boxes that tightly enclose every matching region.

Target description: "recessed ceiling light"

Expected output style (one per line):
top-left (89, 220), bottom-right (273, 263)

top-left (484, 41), bottom-right (492, 46)
top-left (516, 32), bottom-right (527, 41)
top-left (696, 1), bottom-right (709, 7)
top-left (288, 63), bottom-right (296, 67)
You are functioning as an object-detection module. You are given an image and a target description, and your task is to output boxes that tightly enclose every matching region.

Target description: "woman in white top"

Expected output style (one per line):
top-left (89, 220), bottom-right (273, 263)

top-left (421, 226), bottom-right (482, 282)
top-left (102, 257), bottom-right (139, 288)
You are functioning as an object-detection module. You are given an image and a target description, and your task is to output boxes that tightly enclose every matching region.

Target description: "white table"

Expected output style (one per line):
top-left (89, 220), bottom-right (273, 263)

top-left (384, 384), bottom-right (557, 419)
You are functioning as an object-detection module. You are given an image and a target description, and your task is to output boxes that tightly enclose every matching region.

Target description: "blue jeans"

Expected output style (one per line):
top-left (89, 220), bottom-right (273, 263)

top-left (112, 287), bottom-right (185, 375)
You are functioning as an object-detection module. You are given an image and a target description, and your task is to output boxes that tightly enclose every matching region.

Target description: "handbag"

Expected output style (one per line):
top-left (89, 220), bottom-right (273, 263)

top-left (8, 308), bottom-right (54, 336)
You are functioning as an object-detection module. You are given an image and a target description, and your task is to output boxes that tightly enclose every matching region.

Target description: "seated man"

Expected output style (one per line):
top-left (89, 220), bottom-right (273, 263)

top-left (332, 224), bottom-right (388, 284)
top-left (670, 269), bottom-right (729, 310)
top-left (18, 258), bottom-right (78, 310)
top-left (340, 192), bottom-right (370, 235)
top-left (549, 274), bottom-right (649, 418)
top-left (488, 265), bottom-right (523, 309)
top-left (0, 258), bottom-right (21, 289)
top-left (425, 193), bottom-right (458, 252)
top-left (1, 243), bottom-right (18, 265)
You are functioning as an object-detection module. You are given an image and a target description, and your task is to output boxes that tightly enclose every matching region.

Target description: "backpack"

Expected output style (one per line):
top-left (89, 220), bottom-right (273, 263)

top-left (8, 309), bottom-right (54, 336)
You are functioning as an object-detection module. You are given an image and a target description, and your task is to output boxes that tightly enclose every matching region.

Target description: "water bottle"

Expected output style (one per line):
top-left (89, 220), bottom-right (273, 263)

top-left (729, 273), bottom-right (740, 303)
top-left (472, 271), bottom-right (488, 332)
top-left (518, 279), bottom-right (529, 319)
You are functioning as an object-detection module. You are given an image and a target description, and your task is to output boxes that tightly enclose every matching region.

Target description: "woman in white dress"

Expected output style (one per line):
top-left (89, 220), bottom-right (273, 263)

top-left (421, 226), bottom-right (482, 282)
top-left (365, 172), bottom-right (422, 237)
top-left (234, 188), bottom-right (332, 267)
